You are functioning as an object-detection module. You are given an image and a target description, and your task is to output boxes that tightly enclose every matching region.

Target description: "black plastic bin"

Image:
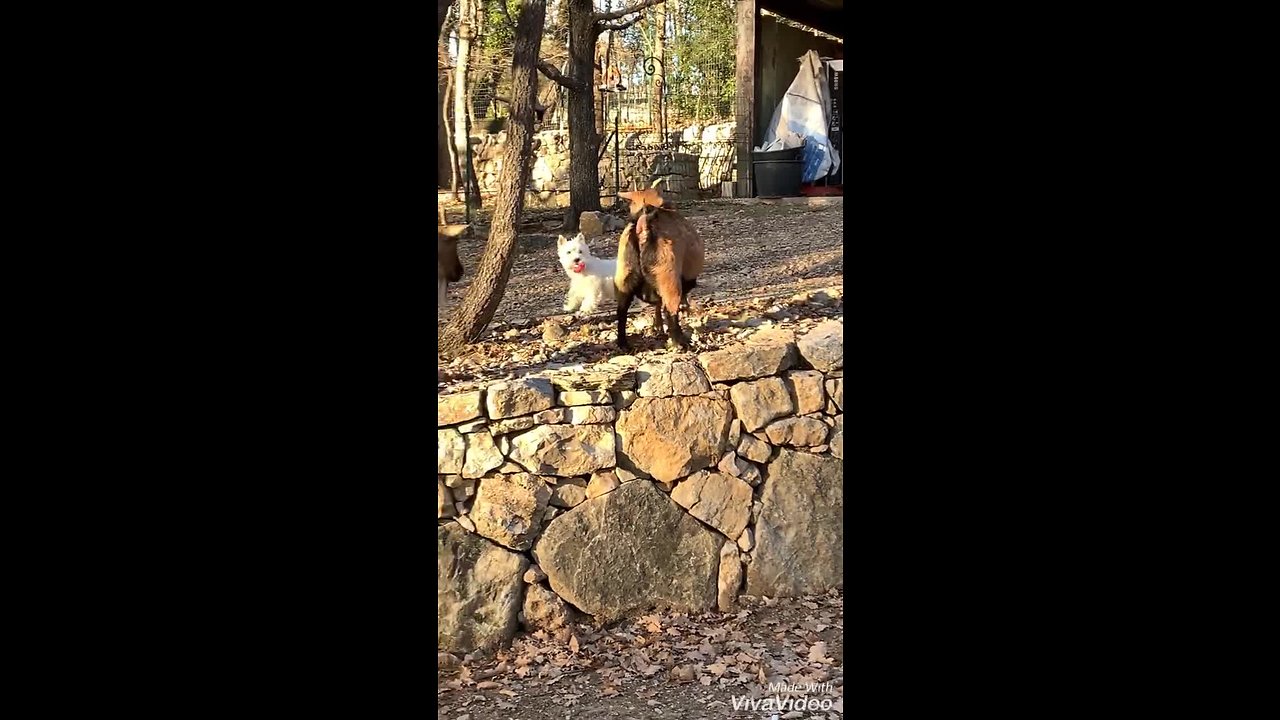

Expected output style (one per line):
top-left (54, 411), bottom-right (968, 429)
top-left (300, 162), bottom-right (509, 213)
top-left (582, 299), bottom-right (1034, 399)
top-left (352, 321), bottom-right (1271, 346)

top-left (752, 160), bottom-right (804, 197)
top-left (750, 146), bottom-right (804, 163)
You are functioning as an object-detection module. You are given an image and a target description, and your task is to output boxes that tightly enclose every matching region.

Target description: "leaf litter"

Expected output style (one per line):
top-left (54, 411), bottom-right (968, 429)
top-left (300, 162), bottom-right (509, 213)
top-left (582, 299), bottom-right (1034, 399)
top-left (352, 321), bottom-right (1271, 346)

top-left (437, 589), bottom-right (845, 719)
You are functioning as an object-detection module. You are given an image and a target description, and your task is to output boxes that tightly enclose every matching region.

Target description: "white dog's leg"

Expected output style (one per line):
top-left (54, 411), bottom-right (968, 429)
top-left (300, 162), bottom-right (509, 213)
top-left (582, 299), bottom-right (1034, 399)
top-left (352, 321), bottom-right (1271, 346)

top-left (564, 287), bottom-right (582, 313)
top-left (579, 293), bottom-right (598, 314)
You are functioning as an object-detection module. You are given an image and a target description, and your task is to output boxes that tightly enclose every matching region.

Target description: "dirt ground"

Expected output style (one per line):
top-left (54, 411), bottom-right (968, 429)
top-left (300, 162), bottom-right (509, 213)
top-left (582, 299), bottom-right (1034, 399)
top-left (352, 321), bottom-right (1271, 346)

top-left (438, 199), bottom-right (844, 390)
top-left (437, 591), bottom-right (845, 720)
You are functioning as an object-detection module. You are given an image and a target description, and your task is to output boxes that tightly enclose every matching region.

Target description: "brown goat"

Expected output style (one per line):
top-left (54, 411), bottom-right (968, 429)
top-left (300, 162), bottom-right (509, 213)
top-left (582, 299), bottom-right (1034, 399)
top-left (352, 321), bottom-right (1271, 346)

top-left (438, 224), bottom-right (466, 310)
top-left (613, 188), bottom-right (705, 350)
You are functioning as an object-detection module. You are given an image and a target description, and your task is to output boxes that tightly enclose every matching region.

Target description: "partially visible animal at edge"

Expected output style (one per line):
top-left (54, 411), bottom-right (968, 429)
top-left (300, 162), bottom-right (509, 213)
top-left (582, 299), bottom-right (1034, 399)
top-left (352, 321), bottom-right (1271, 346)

top-left (613, 186), bottom-right (705, 351)
top-left (438, 224), bottom-right (466, 311)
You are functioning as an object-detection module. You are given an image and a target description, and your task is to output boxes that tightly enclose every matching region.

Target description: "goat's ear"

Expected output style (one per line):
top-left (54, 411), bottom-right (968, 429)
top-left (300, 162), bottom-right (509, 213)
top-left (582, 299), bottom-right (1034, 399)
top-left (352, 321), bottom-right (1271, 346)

top-left (618, 191), bottom-right (633, 200)
top-left (557, 234), bottom-right (567, 246)
top-left (440, 224), bottom-right (469, 238)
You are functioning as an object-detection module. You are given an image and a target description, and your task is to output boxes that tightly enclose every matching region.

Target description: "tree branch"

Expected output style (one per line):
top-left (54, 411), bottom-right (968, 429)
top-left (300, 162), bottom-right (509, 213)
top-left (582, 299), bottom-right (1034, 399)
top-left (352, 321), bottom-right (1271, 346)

top-left (495, 0), bottom-right (515, 30)
top-left (537, 59), bottom-right (588, 92)
top-left (600, 14), bottom-right (646, 32)
top-left (593, 0), bottom-right (666, 22)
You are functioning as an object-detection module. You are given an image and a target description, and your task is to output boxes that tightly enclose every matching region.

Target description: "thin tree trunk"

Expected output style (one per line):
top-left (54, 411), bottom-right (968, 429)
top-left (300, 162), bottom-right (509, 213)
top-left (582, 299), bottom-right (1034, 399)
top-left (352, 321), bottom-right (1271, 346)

top-left (438, 0), bottom-right (455, 39)
top-left (443, 72), bottom-right (463, 199)
top-left (442, 0), bottom-right (547, 355)
top-left (566, 0), bottom-right (602, 226)
top-left (454, 0), bottom-right (476, 213)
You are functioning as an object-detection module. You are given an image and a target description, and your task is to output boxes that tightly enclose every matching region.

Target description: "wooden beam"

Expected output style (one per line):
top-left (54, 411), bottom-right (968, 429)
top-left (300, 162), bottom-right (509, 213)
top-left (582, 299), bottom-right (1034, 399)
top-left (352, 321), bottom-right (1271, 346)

top-left (734, 0), bottom-right (758, 198)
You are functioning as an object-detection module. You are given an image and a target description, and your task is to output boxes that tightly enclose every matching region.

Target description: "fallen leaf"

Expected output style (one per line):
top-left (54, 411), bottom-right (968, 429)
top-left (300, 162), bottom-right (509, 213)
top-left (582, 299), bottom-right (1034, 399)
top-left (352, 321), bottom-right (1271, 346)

top-left (808, 641), bottom-right (828, 663)
top-left (699, 675), bottom-right (712, 686)
top-left (476, 680), bottom-right (501, 690)
top-left (708, 662), bottom-right (728, 677)
top-left (570, 634), bottom-right (579, 654)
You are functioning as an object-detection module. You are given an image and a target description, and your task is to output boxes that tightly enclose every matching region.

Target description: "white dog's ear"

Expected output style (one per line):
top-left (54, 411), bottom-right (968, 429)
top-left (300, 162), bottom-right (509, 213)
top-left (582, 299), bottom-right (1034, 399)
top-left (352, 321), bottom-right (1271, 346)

top-left (574, 233), bottom-right (586, 242)
top-left (557, 234), bottom-right (567, 246)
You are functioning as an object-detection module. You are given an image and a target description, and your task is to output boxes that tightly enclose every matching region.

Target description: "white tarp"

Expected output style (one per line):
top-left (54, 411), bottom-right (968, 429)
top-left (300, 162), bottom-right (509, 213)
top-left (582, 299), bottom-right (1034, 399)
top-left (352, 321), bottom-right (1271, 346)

top-left (758, 50), bottom-right (840, 183)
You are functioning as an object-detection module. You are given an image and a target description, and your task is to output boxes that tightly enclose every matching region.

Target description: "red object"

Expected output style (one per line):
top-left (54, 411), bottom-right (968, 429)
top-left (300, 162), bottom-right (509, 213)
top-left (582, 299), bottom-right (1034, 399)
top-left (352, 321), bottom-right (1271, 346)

top-left (572, 262), bottom-right (585, 273)
top-left (800, 183), bottom-right (844, 197)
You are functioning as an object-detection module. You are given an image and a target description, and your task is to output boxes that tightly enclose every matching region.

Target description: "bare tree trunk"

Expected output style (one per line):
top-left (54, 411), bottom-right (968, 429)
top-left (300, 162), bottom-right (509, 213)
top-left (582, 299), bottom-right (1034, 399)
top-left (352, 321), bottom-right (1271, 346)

top-left (537, 0), bottom-right (668, 229)
top-left (438, 0), bottom-right (455, 39)
top-left (566, 0), bottom-right (602, 226)
top-left (443, 73), bottom-right (463, 199)
top-left (442, 0), bottom-right (548, 355)
top-left (454, 0), bottom-right (476, 214)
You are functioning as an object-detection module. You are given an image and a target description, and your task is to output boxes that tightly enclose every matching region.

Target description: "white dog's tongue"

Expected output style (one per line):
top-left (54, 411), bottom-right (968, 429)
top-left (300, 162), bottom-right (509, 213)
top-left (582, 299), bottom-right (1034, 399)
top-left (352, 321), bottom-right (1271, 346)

top-left (572, 262), bottom-right (585, 273)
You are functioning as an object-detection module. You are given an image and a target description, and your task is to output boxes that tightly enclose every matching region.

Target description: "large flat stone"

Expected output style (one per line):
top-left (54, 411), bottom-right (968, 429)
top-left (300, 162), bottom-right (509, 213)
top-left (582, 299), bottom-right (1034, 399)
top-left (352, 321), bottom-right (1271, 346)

top-left (615, 395), bottom-right (733, 483)
top-left (438, 523), bottom-right (529, 653)
top-left (746, 449), bottom-right (843, 597)
top-left (533, 480), bottom-right (721, 622)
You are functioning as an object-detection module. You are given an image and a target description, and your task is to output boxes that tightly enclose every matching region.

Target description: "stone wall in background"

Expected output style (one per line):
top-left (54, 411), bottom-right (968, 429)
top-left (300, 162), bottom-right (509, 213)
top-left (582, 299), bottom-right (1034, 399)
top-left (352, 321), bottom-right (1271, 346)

top-left (438, 320), bottom-right (844, 653)
top-left (465, 122), bottom-right (737, 211)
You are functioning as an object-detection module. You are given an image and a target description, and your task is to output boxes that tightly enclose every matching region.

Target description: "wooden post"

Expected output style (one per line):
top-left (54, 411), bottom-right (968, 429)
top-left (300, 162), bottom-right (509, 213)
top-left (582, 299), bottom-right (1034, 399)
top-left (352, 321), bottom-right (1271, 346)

top-left (734, 0), bottom-right (757, 198)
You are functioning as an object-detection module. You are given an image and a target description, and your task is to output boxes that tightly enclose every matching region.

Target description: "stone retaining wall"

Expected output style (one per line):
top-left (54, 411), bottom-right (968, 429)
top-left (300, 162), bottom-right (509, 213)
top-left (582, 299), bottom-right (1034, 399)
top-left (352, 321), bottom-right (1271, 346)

top-left (468, 122), bottom-right (737, 210)
top-left (438, 320), bottom-right (844, 653)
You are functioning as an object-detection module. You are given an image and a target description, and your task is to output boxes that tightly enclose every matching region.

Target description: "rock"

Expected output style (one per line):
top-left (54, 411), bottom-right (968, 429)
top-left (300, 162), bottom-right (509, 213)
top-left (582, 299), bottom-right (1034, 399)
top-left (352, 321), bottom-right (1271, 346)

top-left (615, 465), bottom-right (644, 482)
top-left (497, 435), bottom-right (511, 455)
top-left (797, 320), bottom-right (843, 372)
top-left (489, 414), bottom-right (537, 435)
top-left (717, 451), bottom-right (747, 477)
top-left (636, 360), bottom-right (712, 397)
top-left (786, 370), bottom-right (827, 415)
top-left (669, 470), bottom-right (752, 539)
top-left (826, 378), bottom-right (844, 411)
top-left (730, 376), bottom-right (795, 432)
top-left (578, 211), bottom-right (606, 238)
top-left (697, 341), bottom-right (797, 382)
top-left (535, 408), bottom-right (570, 424)
top-left (764, 416), bottom-right (829, 447)
top-left (825, 399), bottom-right (839, 415)
top-left (486, 378), bottom-right (556, 420)
top-left (751, 500), bottom-right (763, 523)
top-left (439, 391), bottom-right (484, 426)
top-left (496, 461), bottom-right (524, 473)
top-left (612, 390), bottom-right (638, 409)
top-left (542, 319), bottom-right (567, 343)
top-left (830, 430), bottom-right (843, 459)
top-left (455, 417), bottom-right (486, 433)
top-left (615, 395), bottom-right (733, 483)
top-left (550, 482), bottom-right (588, 508)
top-left (746, 449), bottom-right (843, 596)
top-left (453, 500), bottom-right (468, 515)
top-left (736, 434), bottom-right (772, 464)
top-left (438, 428), bottom-right (466, 474)
top-left (522, 583), bottom-right (572, 630)
top-left (810, 444), bottom-right (829, 453)
top-left (470, 473), bottom-right (552, 550)
top-left (533, 480), bottom-right (722, 622)
top-left (462, 431), bottom-right (505, 478)
top-left (455, 515), bottom-right (476, 532)
top-left (739, 462), bottom-right (762, 486)
top-left (445, 474), bottom-right (476, 497)
top-left (508, 424), bottom-right (615, 476)
top-left (717, 542), bottom-right (743, 612)
top-left (737, 528), bottom-right (754, 552)
top-left (438, 522), bottom-right (529, 652)
top-left (438, 478), bottom-right (455, 518)
top-left (569, 405), bottom-right (616, 424)
top-left (558, 390), bottom-right (611, 406)
top-left (541, 505), bottom-right (561, 526)
top-left (523, 565), bottom-right (547, 584)
top-left (727, 418), bottom-right (742, 447)
top-left (586, 470), bottom-right (620, 499)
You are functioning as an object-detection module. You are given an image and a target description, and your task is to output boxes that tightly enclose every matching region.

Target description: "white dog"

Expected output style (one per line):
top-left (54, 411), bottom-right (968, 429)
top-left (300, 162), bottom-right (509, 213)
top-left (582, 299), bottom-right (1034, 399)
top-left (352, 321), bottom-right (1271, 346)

top-left (557, 233), bottom-right (617, 315)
